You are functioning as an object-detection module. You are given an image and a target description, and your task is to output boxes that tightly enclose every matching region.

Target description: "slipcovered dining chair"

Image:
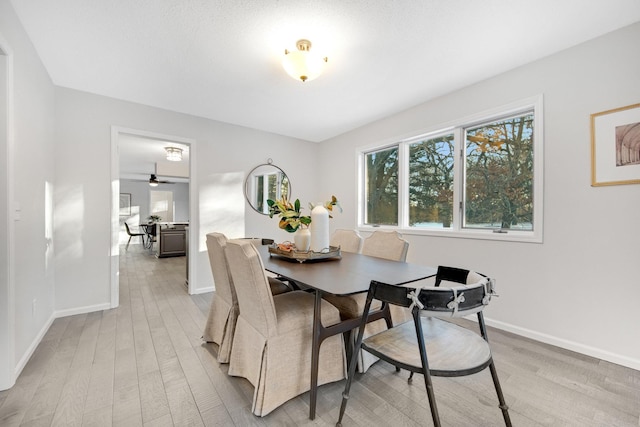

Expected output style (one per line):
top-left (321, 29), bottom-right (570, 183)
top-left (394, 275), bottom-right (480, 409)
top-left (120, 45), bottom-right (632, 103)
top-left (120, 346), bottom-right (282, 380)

top-left (225, 240), bottom-right (346, 416)
top-left (336, 267), bottom-right (512, 427)
top-left (202, 233), bottom-right (238, 363)
top-left (324, 230), bottom-right (410, 372)
top-left (203, 233), bottom-right (290, 363)
top-left (244, 237), bottom-right (291, 295)
top-left (330, 229), bottom-right (364, 253)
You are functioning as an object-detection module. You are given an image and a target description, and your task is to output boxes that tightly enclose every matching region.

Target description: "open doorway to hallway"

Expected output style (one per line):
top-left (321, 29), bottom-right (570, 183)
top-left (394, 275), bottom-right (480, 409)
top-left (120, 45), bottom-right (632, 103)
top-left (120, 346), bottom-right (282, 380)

top-left (110, 127), bottom-right (196, 308)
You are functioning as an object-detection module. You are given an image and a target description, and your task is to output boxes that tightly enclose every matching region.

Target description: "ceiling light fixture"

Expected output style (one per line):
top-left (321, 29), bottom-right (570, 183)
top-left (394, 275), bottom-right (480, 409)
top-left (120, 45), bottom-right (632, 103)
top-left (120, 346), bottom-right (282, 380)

top-left (165, 146), bottom-right (183, 161)
top-left (282, 39), bottom-right (327, 82)
top-left (149, 174), bottom-right (159, 187)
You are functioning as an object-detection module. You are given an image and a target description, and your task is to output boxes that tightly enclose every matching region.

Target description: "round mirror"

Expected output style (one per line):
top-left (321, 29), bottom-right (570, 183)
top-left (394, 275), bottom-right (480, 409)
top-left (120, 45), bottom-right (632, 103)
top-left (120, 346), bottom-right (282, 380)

top-left (245, 161), bottom-right (291, 215)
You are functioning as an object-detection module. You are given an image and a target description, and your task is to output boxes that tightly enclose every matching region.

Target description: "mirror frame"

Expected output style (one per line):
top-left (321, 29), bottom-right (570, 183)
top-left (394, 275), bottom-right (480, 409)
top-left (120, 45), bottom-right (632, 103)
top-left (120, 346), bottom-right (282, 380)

top-left (244, 160), bottom-right (291, 215)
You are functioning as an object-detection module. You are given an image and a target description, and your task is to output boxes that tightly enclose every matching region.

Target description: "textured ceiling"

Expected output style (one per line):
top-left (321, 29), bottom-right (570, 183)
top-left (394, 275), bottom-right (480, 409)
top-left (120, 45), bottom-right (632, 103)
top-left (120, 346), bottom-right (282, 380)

top-left (10, 0), bottom-right (640, 142)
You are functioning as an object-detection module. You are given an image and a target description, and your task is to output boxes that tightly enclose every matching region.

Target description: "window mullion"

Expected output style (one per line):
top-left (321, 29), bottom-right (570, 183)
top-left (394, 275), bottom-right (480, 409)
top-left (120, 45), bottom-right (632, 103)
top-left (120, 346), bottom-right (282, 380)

top-left (398, 142), bottom-right (409, 228)
top-left (452, 127), bottom-right (463, 231)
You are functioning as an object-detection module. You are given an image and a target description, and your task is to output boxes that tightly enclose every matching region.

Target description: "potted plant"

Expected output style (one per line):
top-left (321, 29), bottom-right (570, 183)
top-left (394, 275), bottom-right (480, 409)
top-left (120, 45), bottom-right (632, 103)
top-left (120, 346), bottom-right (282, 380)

top-left (147, 214), bottom-right (162, 224)
top-left (267, 196), bottom-right (341, 252)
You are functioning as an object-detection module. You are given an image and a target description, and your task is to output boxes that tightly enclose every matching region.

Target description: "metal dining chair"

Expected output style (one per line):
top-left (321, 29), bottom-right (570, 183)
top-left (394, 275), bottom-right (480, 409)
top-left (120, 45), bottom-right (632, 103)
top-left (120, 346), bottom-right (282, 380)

top-left (124, 222), bottom-right (145, 247)
top-left (336, 266), bottom-right (512, 427)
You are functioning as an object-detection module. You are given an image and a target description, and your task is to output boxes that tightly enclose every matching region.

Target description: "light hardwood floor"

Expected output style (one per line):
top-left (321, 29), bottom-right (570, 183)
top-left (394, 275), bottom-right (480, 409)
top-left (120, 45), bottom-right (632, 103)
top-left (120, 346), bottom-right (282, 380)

top-left (1, 243), bottom-right (639, 426)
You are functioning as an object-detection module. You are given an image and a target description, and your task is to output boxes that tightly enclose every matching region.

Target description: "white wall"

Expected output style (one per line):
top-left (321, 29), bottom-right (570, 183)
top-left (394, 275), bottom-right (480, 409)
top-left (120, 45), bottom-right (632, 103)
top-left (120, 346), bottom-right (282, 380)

top-left (54, 87), bottom-right (319, 310)
top-left (319, 23), bottom-right (640, 369)
top-left (0, 0), bottom-right (56, 390)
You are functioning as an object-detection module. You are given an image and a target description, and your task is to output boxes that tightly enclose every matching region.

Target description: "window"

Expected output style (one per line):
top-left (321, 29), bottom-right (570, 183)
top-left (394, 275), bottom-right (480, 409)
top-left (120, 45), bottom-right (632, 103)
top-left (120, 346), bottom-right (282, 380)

top-left (360, 96), bottom-right (543, 242)
top-left (409, 133), bottom-right (455, 228)
top-left (464, 113), bottom-right (534, 231)
top-left (364, 146), bottom-right (399, 225)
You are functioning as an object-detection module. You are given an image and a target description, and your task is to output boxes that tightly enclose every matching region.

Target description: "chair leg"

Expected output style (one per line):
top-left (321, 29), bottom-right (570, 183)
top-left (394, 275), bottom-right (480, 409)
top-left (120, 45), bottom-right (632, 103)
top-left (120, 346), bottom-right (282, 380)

top-left (413, 309), bottom-right (441, 427)
top-left (380, 303), bottom-right (400, 372)
top-left (343, 331), bottom-right (353, 370)
top-left (488, 360), bottom-right (512, 426)
top-left (477, 312), bottom-right (512, 426)
top-left (336, 331), bottom-right (363, 427)
top-left (337, 297), bottom-right (374, 427)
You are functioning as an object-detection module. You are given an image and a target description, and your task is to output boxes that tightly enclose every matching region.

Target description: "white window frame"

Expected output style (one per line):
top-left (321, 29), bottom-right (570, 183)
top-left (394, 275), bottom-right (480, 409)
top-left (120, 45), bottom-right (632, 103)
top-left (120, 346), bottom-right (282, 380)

top-left (358, 95), bottom-right (544, 243)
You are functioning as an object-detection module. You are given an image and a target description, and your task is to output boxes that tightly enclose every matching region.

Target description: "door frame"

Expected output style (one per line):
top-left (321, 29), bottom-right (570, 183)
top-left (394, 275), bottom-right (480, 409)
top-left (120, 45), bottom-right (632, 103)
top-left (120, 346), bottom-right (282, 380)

top-left (110, 126), bottom-right (197, 306)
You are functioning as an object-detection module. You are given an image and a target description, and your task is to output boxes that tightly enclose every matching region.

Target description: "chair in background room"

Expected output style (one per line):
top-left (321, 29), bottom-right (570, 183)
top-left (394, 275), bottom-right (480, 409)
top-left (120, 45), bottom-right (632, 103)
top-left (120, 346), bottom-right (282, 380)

top-left (124, 222), bottom-right (146, 248)
top-left (330, 229), bottom-right (364, 253)
top-left (203, 233), bottom-right (291, 363)
top-left (324, 230), bottom-right (410, 372)
top-left (225, 240), bottom-right (346, 416)
top-left (336, 267), bottom-right (512, 427)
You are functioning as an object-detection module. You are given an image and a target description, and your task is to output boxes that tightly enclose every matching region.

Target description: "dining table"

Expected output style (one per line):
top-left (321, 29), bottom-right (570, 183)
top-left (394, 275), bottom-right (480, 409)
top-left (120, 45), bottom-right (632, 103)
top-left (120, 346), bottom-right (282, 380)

top-left (139, 223), bottom-right (156, 249)
top-left (257, 245), bottom-right (437, 420)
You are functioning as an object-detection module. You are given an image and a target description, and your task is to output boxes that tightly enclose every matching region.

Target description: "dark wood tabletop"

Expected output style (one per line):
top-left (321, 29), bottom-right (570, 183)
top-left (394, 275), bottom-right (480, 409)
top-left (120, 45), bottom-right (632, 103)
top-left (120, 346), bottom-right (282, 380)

top-left (257, 243), bottom-right (437, 420)
top-left (258, 244), bottom-right (437, 296)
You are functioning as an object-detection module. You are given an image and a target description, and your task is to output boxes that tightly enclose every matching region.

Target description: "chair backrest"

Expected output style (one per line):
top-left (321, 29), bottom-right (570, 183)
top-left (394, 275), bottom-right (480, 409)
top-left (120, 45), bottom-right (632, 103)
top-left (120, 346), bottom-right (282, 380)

top-left (224, 240), bottom-right (278, 338)
top-left (434, 265), bottom-right (484, 287)
top-left (206, 233), bottom-right (236, 307)
top-left (124, 222), bottom-right (134, 236)
top-left (369, 268), bottom-right (492, 319)
top-left (361, 231), bottom-right (409, 261)
top-left (330, 229), bottom-right (364, 253)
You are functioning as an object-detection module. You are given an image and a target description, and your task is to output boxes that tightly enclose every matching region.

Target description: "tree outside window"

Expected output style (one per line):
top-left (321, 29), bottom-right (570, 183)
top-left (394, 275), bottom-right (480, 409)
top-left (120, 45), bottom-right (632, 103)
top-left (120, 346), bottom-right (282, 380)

top-left (359, 97), bottom-right (541, 242)
top-left (465, 113), bottom-right (534, 230)
top-left (409, 134), bottom-right (455, 228)
top-left (364, 146), bottom-right (398, 225)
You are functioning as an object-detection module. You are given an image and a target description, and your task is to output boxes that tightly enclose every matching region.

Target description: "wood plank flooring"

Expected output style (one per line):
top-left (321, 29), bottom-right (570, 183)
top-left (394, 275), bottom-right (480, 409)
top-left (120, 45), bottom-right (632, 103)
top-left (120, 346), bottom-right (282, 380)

top-left (1, 243), bottom-right (639, 426)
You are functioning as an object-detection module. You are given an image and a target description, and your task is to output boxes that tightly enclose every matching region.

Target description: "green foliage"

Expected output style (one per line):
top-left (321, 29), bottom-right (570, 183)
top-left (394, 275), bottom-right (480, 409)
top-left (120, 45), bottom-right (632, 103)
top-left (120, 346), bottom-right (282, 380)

top-left (267, 195), bottom-right (341, 233)
top-left (267, 197), bottom-right (311, 233)
top-left (147, 215), bottom-right (162, 223)
top-left (367, 112), bottom-right (534, 230)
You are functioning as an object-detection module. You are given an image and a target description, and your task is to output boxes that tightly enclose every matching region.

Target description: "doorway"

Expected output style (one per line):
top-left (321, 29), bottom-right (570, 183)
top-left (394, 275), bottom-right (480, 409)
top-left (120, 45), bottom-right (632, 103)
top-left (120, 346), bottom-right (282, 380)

top-left (110, 127), bottom-right (197, 307)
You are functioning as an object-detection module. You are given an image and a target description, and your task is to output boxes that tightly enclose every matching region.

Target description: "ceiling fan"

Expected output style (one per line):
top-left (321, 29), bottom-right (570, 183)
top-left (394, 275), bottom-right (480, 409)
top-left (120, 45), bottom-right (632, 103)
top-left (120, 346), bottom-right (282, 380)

top-left (149, 174), bottom-right (174, 186)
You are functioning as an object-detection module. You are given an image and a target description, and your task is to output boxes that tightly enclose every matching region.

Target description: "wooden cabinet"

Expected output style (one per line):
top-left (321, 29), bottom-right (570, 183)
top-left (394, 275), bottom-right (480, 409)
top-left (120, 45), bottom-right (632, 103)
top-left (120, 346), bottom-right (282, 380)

top-left (156, 223), bottom-right (188, 258)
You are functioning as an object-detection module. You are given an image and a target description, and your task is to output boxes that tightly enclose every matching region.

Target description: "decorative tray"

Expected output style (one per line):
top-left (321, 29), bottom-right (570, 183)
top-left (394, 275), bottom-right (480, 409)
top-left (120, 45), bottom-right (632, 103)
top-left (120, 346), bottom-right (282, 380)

top-left (268, 245), bottom-right (341, 263)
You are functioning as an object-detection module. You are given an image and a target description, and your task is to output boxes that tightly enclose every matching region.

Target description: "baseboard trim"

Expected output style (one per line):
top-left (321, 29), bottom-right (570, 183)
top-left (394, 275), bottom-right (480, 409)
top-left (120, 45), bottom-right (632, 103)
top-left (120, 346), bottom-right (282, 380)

top-left (11, 302), bottom-right (115, 388)
top-left (55, 302), bottom-right (112, 318)
top-left (485, 317), bottom-right (640, 371)
top-left (190, 286), bottom-right (214, 295)
top-left (13, 312), bottom-right (55, 381)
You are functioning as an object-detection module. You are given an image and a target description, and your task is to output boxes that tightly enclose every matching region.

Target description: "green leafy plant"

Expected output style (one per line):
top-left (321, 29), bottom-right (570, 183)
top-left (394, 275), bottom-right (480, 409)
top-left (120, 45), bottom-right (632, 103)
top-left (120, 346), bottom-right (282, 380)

top-left (147, 215), bottom-right (162, 223)
top-left (267, 195), bottom-right (341, 232)
top-left (267, 197), bottom-right (311, 232)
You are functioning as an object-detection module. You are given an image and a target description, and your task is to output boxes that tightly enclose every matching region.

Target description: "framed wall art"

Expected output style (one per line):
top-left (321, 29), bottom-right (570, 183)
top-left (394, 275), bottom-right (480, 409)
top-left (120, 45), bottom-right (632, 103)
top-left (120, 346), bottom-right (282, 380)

top-left (591, 103), bottom-right (640, 186)
top-left (119, 193), bottom-right (131, 216)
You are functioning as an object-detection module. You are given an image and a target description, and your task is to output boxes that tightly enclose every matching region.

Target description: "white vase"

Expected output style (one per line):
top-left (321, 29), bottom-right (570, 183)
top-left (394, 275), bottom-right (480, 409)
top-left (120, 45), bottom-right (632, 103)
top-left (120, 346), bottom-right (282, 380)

top-left (310, 204), bottom-right (330, 252)
top-left (294, 227), bottom-right (311, 252)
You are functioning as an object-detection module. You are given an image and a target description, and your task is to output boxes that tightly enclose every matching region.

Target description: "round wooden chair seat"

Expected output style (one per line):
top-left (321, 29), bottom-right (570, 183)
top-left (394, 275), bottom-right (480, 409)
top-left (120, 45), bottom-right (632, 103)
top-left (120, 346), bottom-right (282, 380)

top-left (363, 317), bottom-right (492, 376)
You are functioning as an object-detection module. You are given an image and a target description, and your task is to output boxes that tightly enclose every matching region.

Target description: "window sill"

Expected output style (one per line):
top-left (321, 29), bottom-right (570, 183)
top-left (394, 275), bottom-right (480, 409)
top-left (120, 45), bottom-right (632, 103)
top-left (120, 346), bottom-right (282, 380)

top-left (357, 224), bottom-right (543, 244)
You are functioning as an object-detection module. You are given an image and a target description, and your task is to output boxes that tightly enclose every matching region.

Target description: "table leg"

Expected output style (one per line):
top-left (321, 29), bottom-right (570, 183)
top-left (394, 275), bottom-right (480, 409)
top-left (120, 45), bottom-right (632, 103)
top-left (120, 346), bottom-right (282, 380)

top-left (307, 292), bottom-right (392, 420)
top-left (309, 289), bottom-right (322, 420)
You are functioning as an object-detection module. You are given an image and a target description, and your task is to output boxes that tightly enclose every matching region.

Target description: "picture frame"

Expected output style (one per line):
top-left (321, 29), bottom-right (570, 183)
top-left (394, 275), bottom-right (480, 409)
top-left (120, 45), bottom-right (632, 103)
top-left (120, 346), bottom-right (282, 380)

top-left (591, 103), bottom-right (640, 186)
top-left (119, 193), bottom-right (131, 216)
